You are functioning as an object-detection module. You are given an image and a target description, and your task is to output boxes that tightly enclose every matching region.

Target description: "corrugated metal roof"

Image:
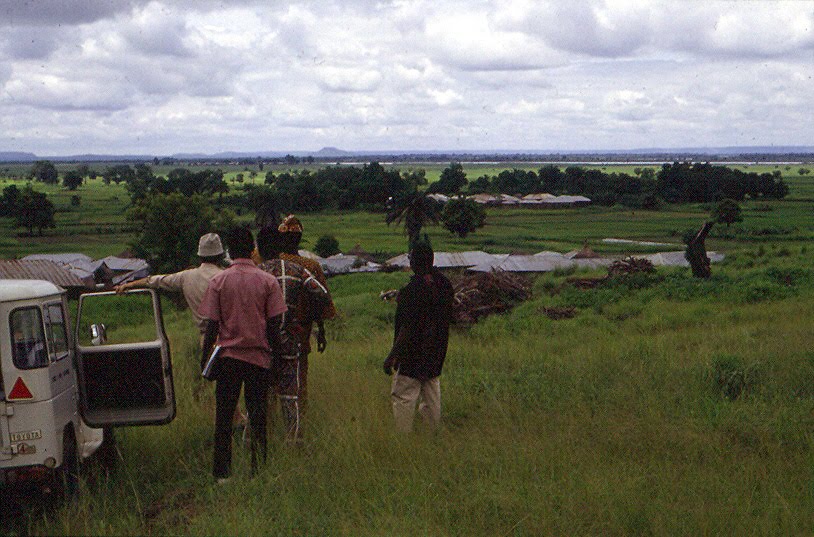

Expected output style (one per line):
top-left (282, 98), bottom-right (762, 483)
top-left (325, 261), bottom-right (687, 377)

top-left (0, 260), bottom-right (88, 288)
top-left (22, 253), bottom-right (93, 264)
top-left (100, 256), bottom-right (149, 272)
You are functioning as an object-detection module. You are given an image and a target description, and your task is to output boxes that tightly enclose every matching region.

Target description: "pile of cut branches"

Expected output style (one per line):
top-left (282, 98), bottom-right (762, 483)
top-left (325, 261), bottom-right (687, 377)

top-left (451, 270), bottom-right (532, 324)
top-left (607, 256), bottom-right (655, 277)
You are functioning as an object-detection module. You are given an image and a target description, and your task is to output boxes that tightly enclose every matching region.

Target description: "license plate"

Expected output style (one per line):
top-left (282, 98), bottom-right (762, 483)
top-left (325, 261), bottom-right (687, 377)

top-left (10, 430), bottom-right (42, 442)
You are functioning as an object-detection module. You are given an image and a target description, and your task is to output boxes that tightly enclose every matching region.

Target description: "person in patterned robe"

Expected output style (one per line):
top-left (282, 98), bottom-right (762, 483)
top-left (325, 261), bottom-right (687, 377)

top-left (256, 226), bottom-right (329, 442)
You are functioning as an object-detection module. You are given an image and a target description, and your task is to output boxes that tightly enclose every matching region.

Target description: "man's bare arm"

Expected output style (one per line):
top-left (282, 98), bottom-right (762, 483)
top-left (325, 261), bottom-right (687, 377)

top-left (114, 277), bottom-right (150, 294)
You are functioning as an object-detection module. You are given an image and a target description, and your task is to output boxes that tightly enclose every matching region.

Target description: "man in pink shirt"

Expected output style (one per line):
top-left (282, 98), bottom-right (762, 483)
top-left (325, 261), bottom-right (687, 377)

top-left (199, 226), bottom-right (287, 482)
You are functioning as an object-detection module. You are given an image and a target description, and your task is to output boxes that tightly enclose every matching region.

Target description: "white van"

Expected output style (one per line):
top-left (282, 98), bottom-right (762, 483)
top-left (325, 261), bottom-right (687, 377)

top-left (0, 279), bottom-right (175, 492)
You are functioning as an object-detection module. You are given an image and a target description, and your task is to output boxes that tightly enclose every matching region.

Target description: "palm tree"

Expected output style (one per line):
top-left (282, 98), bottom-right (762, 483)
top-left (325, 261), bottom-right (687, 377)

top-left (385, 190), bottom-right (441, 249)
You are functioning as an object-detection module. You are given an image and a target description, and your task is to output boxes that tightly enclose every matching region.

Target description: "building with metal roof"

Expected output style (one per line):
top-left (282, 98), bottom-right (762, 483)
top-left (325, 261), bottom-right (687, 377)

top-left (0, 260), bottom-right (88, 289)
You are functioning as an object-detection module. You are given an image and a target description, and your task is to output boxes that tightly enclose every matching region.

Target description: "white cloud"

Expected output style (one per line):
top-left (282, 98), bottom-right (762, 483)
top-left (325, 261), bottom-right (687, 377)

top-left (0, 0), bottom-right (813, 154)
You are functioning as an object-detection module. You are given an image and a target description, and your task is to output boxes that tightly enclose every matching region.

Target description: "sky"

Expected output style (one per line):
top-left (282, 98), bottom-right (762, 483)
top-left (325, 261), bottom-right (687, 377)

top-left (0, 0), bottom-right (812, 156)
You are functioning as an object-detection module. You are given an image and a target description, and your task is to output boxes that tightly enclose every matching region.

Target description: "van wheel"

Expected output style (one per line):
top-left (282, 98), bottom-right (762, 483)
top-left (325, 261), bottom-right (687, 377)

top-left (98, 427), bottom-right (117, 476)
top-left (58, 430), bottom-right (80, 498)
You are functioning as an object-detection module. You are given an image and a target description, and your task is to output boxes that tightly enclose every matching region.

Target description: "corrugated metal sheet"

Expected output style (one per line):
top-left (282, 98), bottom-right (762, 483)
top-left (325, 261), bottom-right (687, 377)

top-left (385, 251), bottom-right (507, 269)
top-left (470, 254), bottom-right (575, 273)
top-left (0, 260), bottom-right (88, 288)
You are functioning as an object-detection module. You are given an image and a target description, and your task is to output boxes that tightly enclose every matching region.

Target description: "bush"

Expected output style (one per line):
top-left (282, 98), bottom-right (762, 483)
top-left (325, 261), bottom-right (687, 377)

top-left (440, 197), bottom-right (486, 238)
top-left (314, 235), bottom-right (341, 258)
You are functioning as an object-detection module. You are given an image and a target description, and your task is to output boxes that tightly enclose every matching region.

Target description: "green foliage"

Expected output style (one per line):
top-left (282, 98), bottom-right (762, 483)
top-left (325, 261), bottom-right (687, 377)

top-left (63, 170), bottom-right (84, 190)
top-left (29, 160), bottom-right (58, 184)
top-left (313, 234), bottom-right (340, 258)
top-left (711, 198), bottom-right (743, 226)
top-left (127, 193), bottom-right (234, 273)
top-left (385, 191), bottom-right (441, 248)
top-left (12, 184), bottom-right (55, 235)
top-left (658, 162), bottom-right (788, 202)
top-left (440, 197), bottom-right (485, 238)
top-left (428, 162), bottom-right (467, 194)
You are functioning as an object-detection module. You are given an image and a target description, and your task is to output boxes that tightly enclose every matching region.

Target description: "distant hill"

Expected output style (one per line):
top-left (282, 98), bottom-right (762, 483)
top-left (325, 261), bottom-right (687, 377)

top-left (0, 151), bottom-right (38, 162)
top-left (2, 146), bottom-right (813, 163)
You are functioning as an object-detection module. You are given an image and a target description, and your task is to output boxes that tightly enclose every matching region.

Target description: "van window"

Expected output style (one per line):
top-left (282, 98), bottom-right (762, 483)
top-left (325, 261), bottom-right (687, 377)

top-left (45, 303), bottom-right (69, 362)
top-left (10, 307), bottom-right (48, 369)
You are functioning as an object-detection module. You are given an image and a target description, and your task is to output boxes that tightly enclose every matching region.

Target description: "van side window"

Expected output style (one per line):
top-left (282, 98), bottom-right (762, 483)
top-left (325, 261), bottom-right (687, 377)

top-left (10, 307), bottom-right (48, 369)
top-left (45, 303), bottom-right (69, 362)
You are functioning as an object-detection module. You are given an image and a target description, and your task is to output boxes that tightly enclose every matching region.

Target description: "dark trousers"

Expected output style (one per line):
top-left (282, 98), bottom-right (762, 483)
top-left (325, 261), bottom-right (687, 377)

top-left (213, 357), bottom-right (269, 478)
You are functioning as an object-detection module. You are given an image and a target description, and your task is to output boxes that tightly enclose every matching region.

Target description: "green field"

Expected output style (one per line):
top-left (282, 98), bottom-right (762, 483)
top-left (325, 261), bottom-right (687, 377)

top-left (2, 164), bottom-right (814, 535)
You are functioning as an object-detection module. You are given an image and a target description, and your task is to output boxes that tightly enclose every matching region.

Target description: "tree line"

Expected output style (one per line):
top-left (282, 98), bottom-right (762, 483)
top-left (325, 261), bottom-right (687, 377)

top-left (460, 163), bottom-right (788, 207)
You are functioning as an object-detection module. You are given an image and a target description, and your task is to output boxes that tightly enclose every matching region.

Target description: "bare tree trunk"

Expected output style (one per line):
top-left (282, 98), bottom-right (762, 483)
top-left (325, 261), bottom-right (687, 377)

top-left (685, 221), bottom-right (714, 278)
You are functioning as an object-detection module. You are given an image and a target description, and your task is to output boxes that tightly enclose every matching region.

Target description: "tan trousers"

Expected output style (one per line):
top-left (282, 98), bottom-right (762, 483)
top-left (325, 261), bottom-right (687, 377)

top-left (391, 372), bottom-right (441, 433)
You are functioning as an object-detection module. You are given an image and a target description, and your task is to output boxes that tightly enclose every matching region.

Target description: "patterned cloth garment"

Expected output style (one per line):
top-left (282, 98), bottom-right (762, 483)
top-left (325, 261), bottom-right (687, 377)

top-left (279, 253), bottom-right (337, 321)
top-left (257, 258), bottom-right (329, 340)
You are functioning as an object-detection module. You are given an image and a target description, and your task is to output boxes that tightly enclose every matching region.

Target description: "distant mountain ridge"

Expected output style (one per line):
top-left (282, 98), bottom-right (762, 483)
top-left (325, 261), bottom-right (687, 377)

top-left (2, 146), bottom-right (813, 163)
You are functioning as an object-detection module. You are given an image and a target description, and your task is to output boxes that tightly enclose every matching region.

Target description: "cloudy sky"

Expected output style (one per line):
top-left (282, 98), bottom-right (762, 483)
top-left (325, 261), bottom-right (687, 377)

top-left (0, 0), bottom-right (812, 155)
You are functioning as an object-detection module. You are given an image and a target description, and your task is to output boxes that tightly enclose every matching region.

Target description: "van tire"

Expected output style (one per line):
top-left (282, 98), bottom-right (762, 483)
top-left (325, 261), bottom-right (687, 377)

top-left (58, 429), bottom-right (80, 498)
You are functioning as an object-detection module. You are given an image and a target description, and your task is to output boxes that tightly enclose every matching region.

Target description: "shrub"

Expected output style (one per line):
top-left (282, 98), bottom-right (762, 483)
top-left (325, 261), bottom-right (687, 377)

top-left (314, 235), bottom-right (341, 258)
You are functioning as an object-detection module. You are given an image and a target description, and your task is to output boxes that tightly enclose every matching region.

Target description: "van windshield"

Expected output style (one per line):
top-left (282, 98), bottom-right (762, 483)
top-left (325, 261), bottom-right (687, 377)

top-left (10, 307), bottom-right (49, 369)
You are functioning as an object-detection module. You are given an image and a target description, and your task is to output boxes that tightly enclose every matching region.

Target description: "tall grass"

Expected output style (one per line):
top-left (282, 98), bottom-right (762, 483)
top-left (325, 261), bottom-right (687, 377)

top-left (8, 256), bottom-right (812, 535)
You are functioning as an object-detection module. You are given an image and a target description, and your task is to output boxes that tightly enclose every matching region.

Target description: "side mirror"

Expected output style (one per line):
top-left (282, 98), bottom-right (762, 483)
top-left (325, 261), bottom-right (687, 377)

top-left (90, 324), bottom-right (107, 346)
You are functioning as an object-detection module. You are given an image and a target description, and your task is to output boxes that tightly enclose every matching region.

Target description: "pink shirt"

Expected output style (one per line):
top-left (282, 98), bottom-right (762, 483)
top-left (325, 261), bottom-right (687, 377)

top-left (198, 259), bottom-right (287, 369)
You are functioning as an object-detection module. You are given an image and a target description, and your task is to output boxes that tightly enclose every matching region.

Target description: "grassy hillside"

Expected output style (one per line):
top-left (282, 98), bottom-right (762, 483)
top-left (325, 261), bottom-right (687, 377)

top-left (16, 253), bottom-right (814, 536)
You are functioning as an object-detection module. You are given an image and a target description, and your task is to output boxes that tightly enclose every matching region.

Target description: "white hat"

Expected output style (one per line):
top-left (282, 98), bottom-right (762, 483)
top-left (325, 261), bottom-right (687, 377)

top-left (198, 233), bottom-right (224, 257)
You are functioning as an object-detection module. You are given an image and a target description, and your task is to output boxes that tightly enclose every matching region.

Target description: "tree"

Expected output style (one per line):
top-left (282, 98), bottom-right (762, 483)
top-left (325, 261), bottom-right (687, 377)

top-left (799, 168), bottom-right (811, 176)
top-left (76, 164), bottom-right (90, 180)
top-left (711, 198), bottom-right (742, 227)
top-left (0, 184), bottom-right (21, 217)
top-left (30, 161), bottom-right (58, 184)
top-left (14, 185), bottom-right (55, 236)
top-left (440, 197), bottom-right (485, 238)
top-left (63, 170), bottom-right (84, 190)
top-left (429, 162), bottom-right (467, 194)
top-left (244, 184), bottom-right (280, 229)
top-left (127, 193), bottom-right (235, 273)
top-left (386, 190), bottom-right (441, 248)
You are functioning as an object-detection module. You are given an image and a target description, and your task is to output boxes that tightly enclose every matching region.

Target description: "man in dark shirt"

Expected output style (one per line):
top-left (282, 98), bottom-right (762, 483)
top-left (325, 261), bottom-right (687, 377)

top-left (383, 240), bottom-right (454, 432)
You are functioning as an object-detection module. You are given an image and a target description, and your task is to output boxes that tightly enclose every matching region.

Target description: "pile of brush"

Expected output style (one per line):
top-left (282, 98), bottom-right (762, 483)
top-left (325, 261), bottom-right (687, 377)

top-left (607, 256), bottom-right (655, 276)
top-left (451, 270), bottom-right (532, 324)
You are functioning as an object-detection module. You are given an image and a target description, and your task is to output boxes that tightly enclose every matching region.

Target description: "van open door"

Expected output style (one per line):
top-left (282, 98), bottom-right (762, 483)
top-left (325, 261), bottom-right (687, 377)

top-left (74, 290), bottom-right (175, 427)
